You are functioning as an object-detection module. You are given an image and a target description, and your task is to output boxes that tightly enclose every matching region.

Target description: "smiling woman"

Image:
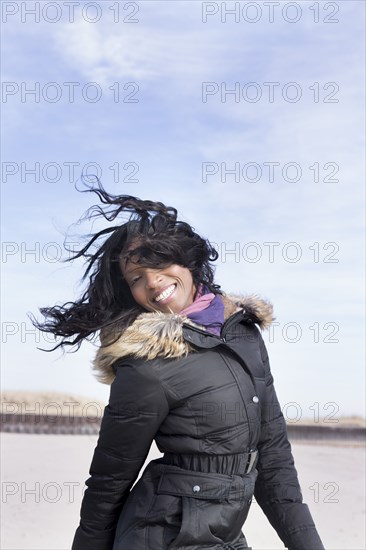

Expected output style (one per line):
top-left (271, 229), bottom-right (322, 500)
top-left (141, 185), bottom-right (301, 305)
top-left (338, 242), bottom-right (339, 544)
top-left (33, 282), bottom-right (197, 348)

top-left (120, 262), bottom-right (197, 313)
top-left (31, 180), bottom-right (325, 550)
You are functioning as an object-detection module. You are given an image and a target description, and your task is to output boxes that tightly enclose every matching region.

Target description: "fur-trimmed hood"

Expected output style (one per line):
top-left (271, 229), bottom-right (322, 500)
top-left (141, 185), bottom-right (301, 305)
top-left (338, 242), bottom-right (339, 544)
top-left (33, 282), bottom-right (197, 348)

top-left (93, 293), bottom-right (274, 385)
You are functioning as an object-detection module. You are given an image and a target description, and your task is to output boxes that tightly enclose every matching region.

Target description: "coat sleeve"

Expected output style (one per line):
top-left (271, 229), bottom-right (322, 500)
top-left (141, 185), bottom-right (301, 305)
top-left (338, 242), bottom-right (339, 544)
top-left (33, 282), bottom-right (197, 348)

top-left (71, 360), bottom-right (170, 550)
top-left (253, 332), bottom-right (325, 550)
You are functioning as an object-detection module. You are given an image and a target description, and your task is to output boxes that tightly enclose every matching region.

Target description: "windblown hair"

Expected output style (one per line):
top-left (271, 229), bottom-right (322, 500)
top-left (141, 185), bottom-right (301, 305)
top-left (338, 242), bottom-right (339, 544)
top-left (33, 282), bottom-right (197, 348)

top-left (31, 180), bottom-right (221, 351)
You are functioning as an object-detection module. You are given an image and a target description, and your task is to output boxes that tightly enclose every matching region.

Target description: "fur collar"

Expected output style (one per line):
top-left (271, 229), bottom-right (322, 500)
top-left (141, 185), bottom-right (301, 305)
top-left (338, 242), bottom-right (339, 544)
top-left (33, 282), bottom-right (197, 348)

top-left (93, 293), bottom-right (274, 385)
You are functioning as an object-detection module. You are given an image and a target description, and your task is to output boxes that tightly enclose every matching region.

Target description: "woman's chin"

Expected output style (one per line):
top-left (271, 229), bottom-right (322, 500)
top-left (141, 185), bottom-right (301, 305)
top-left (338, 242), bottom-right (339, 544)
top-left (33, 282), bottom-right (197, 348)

top-left (157, 304), bottom-right (179, 314)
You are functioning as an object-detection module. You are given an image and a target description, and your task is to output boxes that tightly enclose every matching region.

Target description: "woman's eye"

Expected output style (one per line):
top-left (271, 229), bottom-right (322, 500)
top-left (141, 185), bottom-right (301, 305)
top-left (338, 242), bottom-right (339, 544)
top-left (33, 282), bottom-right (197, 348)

top-left (130, 277), bottom-right (140, 286)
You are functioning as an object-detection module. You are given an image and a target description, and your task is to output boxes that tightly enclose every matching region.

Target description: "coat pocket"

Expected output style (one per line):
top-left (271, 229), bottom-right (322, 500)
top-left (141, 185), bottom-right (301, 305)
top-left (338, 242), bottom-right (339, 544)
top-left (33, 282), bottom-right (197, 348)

top-left (156, 465), bottom-right (251, 549)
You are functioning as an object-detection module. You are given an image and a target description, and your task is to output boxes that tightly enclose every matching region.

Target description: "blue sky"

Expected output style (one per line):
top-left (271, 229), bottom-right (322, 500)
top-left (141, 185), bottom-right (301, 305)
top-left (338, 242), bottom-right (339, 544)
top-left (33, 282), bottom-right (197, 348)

top-left (1, 1), bottom-right (365, 418)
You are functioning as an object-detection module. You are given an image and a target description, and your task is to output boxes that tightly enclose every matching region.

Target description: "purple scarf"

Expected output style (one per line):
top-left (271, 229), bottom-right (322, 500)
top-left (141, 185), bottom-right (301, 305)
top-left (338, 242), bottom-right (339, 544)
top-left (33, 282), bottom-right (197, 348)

top-left (179, 283), bottom-right (224, 336)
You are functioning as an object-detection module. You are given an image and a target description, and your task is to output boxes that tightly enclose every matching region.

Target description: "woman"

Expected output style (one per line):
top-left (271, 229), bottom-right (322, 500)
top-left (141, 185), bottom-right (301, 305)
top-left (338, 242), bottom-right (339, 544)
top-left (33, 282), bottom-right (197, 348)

top-left (33, 183), bottom-right (325, 550)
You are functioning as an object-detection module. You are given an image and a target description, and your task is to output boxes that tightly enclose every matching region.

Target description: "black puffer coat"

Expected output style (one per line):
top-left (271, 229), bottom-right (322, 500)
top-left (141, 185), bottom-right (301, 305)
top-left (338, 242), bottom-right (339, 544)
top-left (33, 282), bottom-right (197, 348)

top-left (72, 293), bottom-right (325, 550)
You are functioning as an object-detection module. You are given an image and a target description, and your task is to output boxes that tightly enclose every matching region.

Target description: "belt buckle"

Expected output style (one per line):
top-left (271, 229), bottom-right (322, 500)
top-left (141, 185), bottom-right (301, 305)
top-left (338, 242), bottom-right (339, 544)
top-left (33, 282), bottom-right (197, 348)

top-left (245, 449), bottom-right (258, 474)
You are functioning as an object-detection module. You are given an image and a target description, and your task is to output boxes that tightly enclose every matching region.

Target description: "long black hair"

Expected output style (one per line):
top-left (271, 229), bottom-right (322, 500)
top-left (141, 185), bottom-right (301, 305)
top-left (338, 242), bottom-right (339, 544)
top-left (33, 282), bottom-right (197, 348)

top-left (30, 179), bottom-right (221, 351)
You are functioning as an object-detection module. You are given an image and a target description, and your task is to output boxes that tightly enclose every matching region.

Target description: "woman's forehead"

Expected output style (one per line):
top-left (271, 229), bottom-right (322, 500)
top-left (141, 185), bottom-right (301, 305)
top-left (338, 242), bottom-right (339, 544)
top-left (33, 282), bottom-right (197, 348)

top-left (120, 240), bottom-right (141, 264)
top-left (119, 255), bottom-right (139, 276)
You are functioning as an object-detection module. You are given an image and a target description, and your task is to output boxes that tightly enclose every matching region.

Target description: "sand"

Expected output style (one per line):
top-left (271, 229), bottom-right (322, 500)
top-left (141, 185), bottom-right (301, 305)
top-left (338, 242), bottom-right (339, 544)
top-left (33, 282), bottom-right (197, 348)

top-left (1, 433), bottom-right (365, 550)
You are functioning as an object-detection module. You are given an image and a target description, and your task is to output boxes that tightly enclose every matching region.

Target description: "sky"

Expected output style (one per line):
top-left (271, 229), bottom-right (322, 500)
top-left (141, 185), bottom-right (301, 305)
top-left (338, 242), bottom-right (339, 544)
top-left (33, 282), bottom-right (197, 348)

top-left (1, 0), bottom-right (365, 418)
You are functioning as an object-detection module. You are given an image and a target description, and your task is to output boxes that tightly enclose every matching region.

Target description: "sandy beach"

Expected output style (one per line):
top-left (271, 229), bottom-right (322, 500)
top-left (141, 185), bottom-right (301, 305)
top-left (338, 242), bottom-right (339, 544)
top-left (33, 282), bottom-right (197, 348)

top-left (1, 432), bottom-right (365, 550)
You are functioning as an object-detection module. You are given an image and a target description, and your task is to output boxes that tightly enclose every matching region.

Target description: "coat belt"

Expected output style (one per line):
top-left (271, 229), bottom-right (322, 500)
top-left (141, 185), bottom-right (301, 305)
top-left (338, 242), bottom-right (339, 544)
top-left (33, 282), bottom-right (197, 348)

top-left (160, 450), bottom-right (258, 476)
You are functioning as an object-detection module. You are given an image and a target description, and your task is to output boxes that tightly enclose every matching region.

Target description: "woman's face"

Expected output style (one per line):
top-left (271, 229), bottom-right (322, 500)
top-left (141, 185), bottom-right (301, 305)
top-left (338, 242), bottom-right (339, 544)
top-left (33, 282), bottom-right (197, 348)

top-left (120, 259), bottom-right (197, 314)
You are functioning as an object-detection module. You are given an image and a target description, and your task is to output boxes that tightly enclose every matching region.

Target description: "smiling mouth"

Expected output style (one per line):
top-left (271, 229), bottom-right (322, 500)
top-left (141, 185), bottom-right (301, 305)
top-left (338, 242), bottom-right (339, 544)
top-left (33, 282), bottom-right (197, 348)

top-left (154, 284), bottom-right (177, 303)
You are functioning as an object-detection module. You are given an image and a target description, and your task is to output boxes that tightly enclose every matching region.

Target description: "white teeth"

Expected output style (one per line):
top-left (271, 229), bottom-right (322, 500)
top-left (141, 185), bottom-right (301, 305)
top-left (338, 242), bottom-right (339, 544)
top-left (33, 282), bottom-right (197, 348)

top-left (155, 284), bottom-right (176, 302)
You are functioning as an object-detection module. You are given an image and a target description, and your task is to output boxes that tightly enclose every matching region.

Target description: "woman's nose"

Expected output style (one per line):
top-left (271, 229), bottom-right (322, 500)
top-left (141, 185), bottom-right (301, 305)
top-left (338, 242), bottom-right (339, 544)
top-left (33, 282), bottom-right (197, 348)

top-left (145, 271), bottom-right (162, 289)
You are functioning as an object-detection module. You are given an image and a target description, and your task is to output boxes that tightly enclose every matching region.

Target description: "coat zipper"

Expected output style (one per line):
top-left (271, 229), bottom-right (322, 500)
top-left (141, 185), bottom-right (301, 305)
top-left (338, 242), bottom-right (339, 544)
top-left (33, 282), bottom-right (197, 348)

top-left (217, 351), bottom-right (252, 444)
top-left (183, 310), bottom-right (255, 444)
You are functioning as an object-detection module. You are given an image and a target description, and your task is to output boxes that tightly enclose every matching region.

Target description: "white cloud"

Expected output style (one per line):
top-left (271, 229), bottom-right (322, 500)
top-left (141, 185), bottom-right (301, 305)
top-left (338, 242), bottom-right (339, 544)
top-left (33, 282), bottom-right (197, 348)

top-left (53, 16), bottom-right (226, 86)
